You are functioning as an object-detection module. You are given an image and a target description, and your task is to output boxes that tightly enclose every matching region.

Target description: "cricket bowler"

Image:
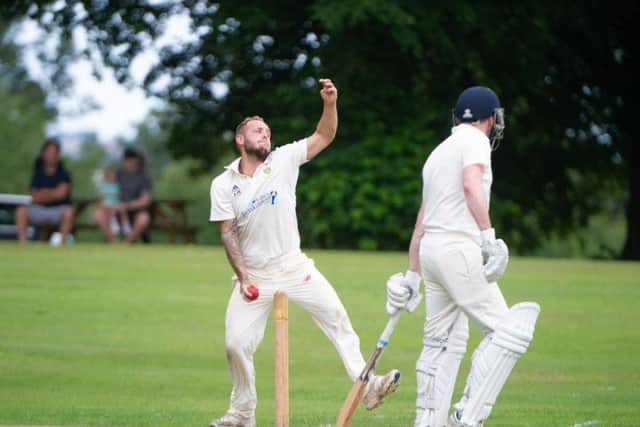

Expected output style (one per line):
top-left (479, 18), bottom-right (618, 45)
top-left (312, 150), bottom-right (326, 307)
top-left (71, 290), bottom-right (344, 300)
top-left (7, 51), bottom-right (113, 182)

top-left (385, 86), bottom-right (540, 427)
top-left (209, 78), bottom-right (400, 427)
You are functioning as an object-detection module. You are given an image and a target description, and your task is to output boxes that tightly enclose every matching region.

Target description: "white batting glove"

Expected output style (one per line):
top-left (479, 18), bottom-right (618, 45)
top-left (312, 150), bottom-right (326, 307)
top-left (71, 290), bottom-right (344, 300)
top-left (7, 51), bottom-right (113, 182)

top-left (386, 272), bottom-right (407, 315)
top-left (402, 270), bottom-right (422, 312)
top-left (481, 228), bottom-right (509, 283)
top-left (385, 271), bottom-right (422, 315)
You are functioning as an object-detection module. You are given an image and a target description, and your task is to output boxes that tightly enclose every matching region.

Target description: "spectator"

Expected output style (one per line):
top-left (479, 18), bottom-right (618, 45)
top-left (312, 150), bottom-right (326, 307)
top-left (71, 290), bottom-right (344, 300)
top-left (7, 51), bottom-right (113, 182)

top-left (15, 138), bottom-right (74, 245)
top-left (98, 165), bottom-right (131, 237)
top-left (93, 148), bottom-right (152, 243)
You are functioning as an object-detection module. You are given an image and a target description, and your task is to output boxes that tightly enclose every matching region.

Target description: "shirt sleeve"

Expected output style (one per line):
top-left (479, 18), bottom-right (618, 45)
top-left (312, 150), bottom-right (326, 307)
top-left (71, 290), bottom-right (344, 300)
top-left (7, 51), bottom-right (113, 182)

top-left (461, 137), bottom-right (491, 168)
top-left (30, 170), bottom-right (40, 190)
top-left (275, 138), bottom-right (309, 168)
top-left (60, 168), bottom-right (71, 184)
top-left (142, 173), bottom-right (152, 193)
top-left (209, 176), bottom-right (235, 222)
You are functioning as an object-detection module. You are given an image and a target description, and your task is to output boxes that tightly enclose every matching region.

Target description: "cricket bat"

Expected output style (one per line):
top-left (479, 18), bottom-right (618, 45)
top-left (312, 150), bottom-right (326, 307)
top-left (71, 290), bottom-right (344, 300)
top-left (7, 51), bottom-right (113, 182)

top-left (336, 312), bottom-right (401, 427)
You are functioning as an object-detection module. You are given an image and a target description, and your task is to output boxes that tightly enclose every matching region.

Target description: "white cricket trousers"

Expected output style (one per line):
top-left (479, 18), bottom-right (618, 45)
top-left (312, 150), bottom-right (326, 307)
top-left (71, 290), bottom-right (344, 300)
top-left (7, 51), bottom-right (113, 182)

top-left (224, 252), bottom-right (366, 418)
top-left (415, 232), bottom-right (510, 426)
top-left (420, 232), bottom-right (509, 339)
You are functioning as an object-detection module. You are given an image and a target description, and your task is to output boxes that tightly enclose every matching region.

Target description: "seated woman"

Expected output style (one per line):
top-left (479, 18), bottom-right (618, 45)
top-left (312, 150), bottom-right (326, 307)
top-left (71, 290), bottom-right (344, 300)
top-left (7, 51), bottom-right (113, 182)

top-left (15, 138), bottom-right (74, 246)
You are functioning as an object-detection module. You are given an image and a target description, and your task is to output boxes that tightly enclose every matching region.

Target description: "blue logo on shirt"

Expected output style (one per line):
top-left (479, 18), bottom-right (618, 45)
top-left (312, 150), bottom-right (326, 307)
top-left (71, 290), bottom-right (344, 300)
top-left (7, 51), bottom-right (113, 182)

top-left (239, 190), bottom-right (278, 218)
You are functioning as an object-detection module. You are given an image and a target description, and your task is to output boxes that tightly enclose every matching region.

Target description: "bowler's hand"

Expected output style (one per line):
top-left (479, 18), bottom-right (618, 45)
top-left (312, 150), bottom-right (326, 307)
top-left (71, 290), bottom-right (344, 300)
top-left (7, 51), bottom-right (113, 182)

top-left (319, 78), bottom-right (338, 104)
top-left (240, 281), bottom-right (260, 302)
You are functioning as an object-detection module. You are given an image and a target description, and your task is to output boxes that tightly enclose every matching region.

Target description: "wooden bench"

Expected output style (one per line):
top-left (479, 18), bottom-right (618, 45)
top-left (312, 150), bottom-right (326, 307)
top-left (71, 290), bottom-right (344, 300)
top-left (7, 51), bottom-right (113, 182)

top-left (0, 193), bottom-right (34, 239)
top-left (72, 198), bottom-right (199, 243)
top-left (0, 194), bottom-right (199, 243)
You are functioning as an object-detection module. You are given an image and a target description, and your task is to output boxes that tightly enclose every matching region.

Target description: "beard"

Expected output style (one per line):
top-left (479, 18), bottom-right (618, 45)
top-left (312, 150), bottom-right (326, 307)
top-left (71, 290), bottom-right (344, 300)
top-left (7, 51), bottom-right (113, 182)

top-left (244, 140), bottom-right (271, 161)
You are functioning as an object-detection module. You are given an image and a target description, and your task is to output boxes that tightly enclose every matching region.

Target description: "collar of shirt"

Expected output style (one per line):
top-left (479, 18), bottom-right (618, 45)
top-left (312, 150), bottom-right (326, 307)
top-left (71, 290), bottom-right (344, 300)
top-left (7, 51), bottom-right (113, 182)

top-left (450, 123), bottom-right (490, 143)
top-left (224, 158), bottom-right (242, 174)
top-left (224, 154), bottom-right (273, 177)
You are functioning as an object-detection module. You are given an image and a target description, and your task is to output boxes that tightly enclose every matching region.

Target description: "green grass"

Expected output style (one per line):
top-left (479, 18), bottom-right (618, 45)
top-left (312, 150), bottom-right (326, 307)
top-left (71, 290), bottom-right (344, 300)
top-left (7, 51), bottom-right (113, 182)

top-left (1, 243), bottom-right (639, 427)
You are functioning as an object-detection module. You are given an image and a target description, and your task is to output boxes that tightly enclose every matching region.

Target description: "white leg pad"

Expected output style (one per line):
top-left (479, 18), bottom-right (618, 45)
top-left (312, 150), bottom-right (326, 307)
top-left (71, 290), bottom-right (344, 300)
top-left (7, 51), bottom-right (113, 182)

top-left (456, 302), bottom-right (540, 426)
top-left (415, 318), bottom-right (468, 427)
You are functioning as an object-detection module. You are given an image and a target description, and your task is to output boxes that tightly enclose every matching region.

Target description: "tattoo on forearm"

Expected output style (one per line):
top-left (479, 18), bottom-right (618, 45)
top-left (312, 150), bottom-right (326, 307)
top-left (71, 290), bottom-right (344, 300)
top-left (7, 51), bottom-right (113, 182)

top-left (221, 222), bottom-right (248, 283)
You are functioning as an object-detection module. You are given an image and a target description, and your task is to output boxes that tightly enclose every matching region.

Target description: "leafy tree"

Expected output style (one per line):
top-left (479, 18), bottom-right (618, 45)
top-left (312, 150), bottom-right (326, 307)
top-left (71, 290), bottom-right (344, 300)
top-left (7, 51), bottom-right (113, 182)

top-left (0, 19), bottom-right (51, 195)
top-left (3, 2), bottom-right (638, 257)
top-left (63, 140), bottom-right (108, 198)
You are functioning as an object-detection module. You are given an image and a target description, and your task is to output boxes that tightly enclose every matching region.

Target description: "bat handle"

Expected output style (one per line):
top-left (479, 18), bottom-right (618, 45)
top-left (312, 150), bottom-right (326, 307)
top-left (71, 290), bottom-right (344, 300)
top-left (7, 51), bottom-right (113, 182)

top-left (377, 312), bottom-right (401, 347)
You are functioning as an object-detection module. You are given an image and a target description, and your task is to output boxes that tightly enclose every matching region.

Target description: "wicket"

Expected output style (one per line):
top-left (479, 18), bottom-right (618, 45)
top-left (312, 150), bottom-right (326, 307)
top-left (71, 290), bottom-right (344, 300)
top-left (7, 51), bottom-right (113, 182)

top-left (274, 292), bottom-right (289, 427)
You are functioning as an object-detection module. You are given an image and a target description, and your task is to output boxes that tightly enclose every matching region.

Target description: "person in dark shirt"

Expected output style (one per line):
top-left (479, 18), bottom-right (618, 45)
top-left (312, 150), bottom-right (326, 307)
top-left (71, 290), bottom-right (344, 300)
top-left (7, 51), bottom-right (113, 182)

top-left (93, 148), bottom-right (153, 243)
top-left (15, 138), bottom-right (74, 244)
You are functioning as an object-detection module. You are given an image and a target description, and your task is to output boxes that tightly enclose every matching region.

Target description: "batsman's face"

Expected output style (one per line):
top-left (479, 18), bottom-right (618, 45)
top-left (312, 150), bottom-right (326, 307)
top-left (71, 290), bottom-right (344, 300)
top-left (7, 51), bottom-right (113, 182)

top-left (486, 116), bottom-right (495, 136)
top-left (240, 120), bottom-right (272, 161)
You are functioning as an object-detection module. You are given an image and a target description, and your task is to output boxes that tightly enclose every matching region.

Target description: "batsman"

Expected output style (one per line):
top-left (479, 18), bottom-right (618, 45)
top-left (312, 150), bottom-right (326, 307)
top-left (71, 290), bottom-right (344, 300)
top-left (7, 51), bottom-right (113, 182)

top-left (208, 78), bottom-right (400, 427)
top-left (386, 86), bottom-right (540, 427)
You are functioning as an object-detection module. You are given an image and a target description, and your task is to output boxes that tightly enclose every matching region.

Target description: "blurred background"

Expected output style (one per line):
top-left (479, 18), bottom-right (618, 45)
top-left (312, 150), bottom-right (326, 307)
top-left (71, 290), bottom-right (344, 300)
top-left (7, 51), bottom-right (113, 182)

top-left (0, 1), bottom-right (637, 259)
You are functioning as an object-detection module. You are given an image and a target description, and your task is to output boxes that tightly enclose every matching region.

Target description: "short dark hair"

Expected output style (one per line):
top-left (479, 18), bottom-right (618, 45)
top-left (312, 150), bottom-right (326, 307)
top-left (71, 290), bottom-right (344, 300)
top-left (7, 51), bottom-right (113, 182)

top-left (123, 147), bottom-right (141, 159)
top-left (41, 137), bottom-right (61, 154)
top-left (235, 116), bottom-right (266, 135)
top-left (122, 147), bottom-right (146, 170)
top-left (34, 138), bottom-right (62, 170)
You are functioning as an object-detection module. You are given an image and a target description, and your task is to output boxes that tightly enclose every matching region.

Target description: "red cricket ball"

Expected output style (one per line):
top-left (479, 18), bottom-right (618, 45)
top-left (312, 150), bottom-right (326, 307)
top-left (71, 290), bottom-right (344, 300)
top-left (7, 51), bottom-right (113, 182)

top-left (246, 284), bottom-right (259, 301)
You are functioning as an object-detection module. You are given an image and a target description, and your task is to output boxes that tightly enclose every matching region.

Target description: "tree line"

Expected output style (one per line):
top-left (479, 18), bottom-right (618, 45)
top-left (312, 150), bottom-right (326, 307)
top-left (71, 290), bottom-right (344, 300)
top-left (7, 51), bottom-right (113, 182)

top-left (1, 2), bottom-right (637, 258)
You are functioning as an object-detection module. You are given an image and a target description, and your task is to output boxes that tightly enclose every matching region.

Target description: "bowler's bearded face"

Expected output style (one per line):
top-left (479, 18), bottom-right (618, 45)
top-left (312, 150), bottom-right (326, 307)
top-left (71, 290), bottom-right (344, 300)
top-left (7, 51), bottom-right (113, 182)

top-left (242, 120), bottom-right (272, 161)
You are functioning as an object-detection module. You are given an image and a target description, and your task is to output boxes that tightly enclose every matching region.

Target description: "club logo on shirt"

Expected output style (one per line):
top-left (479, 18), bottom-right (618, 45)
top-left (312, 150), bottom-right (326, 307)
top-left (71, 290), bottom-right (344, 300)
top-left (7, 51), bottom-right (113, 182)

top-left (263, 167), bottom-right (272, 175)
top-left (239, 190), bottom-right (278, 219)
top-left (232, 185), bottom-right (241, 197)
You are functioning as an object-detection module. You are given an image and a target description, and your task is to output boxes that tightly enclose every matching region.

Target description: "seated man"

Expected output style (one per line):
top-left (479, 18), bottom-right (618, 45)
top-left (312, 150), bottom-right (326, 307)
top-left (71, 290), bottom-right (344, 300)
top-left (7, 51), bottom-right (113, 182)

top-left (93, 148), bottom-right (153, 243)
top-left (15, 138), bottom-right (74, 245)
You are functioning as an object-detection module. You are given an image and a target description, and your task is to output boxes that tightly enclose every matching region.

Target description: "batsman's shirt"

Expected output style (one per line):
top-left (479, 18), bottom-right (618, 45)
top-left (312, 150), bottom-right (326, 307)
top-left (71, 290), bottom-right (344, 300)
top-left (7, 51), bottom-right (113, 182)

top-left (210, 139), bottom-right (309, 270)
top-left (421, 124), bottom-right (492, 242)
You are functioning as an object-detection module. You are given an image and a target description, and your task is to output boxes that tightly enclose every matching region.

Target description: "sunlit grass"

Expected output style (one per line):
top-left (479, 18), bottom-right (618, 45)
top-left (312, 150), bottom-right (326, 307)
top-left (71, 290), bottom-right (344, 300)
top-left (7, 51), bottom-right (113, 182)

top-left (1, 243), bottom-right (639, 426)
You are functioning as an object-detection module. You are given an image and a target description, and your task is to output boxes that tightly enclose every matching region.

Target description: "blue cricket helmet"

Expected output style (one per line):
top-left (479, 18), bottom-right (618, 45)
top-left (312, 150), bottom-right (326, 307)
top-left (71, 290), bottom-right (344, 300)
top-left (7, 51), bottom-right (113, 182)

top-left (453, 86), bottom-right (505, 149)
top-left (454, 86), bottom-right (501, 122)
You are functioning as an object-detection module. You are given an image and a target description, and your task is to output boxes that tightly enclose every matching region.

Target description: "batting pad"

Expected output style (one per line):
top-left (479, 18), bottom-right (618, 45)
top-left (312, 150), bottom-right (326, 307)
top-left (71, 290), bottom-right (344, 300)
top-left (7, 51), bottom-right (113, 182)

top-left (456, 302), bottom-right (540, 425)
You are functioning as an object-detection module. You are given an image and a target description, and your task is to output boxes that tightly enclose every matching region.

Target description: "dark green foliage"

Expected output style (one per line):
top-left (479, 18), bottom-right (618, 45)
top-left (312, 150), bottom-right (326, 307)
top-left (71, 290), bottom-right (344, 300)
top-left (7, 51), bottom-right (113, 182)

top-left (2, 1), bottom-right (638, 256)
top-left (299, 131), bottom-right (429, 250)
top-left (0, 19), bottom-right (51, 194)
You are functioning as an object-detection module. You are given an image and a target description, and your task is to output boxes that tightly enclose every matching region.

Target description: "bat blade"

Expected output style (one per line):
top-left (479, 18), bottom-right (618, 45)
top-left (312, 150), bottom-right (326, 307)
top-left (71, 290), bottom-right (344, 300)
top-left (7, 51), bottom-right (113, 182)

top-left (336, 379), bottom-right (366, 427)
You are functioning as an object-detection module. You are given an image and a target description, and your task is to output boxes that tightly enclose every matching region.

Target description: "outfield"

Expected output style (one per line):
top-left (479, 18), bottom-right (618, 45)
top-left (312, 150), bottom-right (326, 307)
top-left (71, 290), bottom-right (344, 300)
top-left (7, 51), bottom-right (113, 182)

top-left (1, 243), bottom-right (639, 426)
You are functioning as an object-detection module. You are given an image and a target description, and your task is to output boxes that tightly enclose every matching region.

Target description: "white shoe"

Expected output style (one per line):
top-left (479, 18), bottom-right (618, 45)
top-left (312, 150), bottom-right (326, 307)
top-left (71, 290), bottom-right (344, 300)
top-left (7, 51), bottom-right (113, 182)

top-left (110, 218), bottom-right (120, 235)
top-left (362, 369), bottom-right (401, 410)
top-left (209, 411), bottom-right (256, 427)
top-left (447, 412), bottom-right (463, 427)
top-left (49, 232), bottom-right (62, 247)
top-left (65, 233), bottom-right (75, 245)
top-left (446, 411), bottom-right (484, 427)
top-left (122, 221), bottom-right (132, 235)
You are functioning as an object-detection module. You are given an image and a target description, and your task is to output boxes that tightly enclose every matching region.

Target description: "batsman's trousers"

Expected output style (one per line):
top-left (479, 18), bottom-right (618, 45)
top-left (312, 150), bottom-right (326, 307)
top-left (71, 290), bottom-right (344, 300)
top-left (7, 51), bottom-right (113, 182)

top-left (420, 231), bottom-right (509, 340)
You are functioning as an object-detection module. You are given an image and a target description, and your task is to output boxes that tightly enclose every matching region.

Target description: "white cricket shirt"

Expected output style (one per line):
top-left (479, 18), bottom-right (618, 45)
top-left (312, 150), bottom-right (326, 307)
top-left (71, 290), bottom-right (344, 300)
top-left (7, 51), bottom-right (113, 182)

top-left (210, 139), bottom-right (309, 269)
top-left (421, 124), bottom-right (492, 242)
